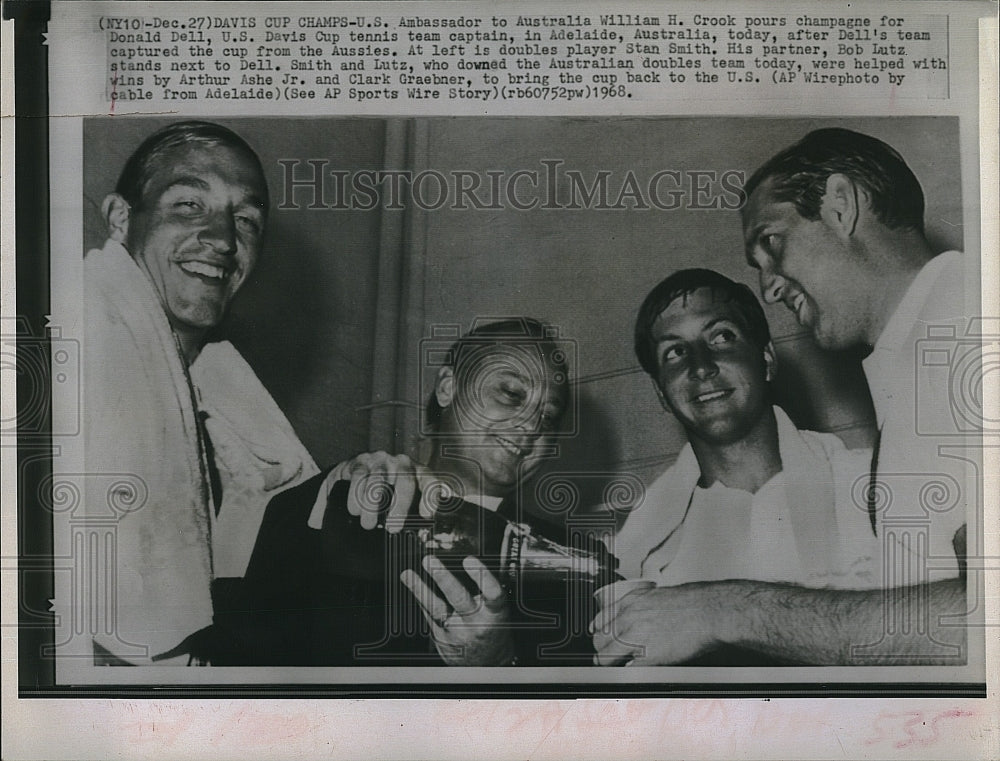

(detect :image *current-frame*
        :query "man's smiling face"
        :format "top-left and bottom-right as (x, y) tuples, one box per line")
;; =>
(124, 142), (267, 335)
(741, 180), (870, 351)
(434, 342), (567, 497)
(651, 287), (774, 446)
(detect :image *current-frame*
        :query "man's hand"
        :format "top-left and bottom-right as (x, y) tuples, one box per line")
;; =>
(592, 578), (968, 666)
(591, 584), (723, 666)
(401, 555), (515, 666)
(327, 452), (428, 533)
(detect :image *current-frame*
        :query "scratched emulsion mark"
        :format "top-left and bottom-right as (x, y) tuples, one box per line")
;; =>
(865, 708), (978, 749)
(118, 702), (188, 750)
(234, 709), (317, 745)
(433, 700), (572, 752)
(118, 703), (319, 751)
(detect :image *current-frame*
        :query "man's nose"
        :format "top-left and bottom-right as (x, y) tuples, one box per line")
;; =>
(513, 409), (546, 439)
(759, 267), (787, 305)
(199, 210), (238, 255)
(688, 343), (719, 380)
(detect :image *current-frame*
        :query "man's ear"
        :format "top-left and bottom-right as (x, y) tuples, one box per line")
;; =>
(434, 366), (456, 409)
(763, 341), (778, 383)
(819, 173), (860, 239)
(651, 378), (675, 417)
(102, 193), (132, 243)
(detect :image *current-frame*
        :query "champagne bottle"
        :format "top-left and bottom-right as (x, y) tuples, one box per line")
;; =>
(321, 479), (622, 590)
(498, 520), (621, 586)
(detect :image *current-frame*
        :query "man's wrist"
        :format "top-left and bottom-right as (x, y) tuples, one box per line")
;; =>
(475, 631), (517, 666)
(497, 634), (519, 666)
(698, 578), (829, 661)
(695, 579), (758, 651)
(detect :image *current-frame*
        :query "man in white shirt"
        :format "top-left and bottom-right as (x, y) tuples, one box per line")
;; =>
(594, 128), (972, 666)
(613, 269), (877, 592)
(82, 121), (318, 665)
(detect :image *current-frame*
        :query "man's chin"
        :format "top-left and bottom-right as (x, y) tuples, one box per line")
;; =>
(482, 464), (533, 496)
(170, 300), (230, 332)
(811, 323), (853, 352)
(690, 416), (761, 447)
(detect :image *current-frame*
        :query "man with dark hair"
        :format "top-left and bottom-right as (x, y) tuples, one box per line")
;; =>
(84, 121), (318, 664)
(612, 269), (876, 602)
(102, 121), (271, 362)
(741, 127), (970, 656)
(239, 318), (602, 666)
(632, 268), (773, 377)
(595, 129), (971, 666)
(741, 127), (939, 352)
(741, 127), (926, 236)
(113, 122), (269, 213)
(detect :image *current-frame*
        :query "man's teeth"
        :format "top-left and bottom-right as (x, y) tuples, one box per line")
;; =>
(496, 436), (525, 455)
(792, 293), (806, 312)
(180, 261), (228, 280)
(696, 390), (728, 403)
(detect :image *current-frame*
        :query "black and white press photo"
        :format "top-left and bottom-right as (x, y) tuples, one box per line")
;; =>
(6, 1), (997, 759)
(48, 114), (983, 683)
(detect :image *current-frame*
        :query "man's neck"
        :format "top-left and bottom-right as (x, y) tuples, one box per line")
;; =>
(689, 409), (782, 494)
(859, 230), (935, 347)
(172, 325), (205, 365)
(427, 448), (509, 503)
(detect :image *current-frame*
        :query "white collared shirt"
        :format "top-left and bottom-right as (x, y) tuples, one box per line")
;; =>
(613, 407), (879, 589)
(863, 251), (963, 428)
(860, 251), (969, 580)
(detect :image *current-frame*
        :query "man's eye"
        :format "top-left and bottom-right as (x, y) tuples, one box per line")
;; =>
(662, 345), (685, 363)
(761, 233), (782, 257)
(710, 329), (737, 345)
(173, 200), (204, 216)
(235, 215), (261, 234)
(498, 386), (525, 404)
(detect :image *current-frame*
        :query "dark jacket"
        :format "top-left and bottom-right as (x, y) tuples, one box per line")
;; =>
(211, 473), (600, 666)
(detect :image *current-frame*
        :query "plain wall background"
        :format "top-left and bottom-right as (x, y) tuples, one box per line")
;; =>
(83, 116), (964, 519)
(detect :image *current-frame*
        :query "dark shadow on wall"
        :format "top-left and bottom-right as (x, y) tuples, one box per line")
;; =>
(519, 389), (625, 529)
(219, 205), (384, 469)
(771, 337), (877, 450)
(218, 219), (331, 448)
(83, 190), (106, 253)
(927, 230), (964, 256)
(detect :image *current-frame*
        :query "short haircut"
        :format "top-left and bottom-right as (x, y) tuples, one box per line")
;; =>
(634, 268), (771, 378)
(742, 127), (925, 234)
(426, 318), (570, 431)
(115, 120), (268, 211)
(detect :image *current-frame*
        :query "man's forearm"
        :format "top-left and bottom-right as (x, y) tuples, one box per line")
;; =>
(712, 578), (968, 665)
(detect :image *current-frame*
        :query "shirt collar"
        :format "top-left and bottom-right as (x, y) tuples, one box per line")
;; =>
(415, 471), (505, 512)
(102, 237), (130, 257)
(663, 439), (702, 496)
(670, 405), (801, 500)
(870, 252), (958, 359)
(463, 494), (504, 512)
(862, 252), (960, 425)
